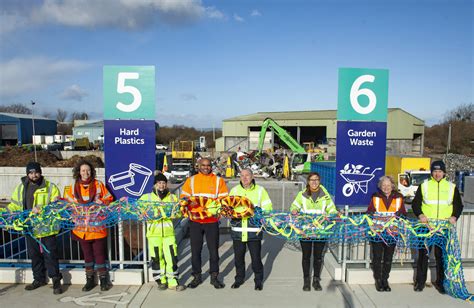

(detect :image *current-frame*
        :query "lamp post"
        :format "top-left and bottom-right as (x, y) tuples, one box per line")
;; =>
(31, 100), (37, 162)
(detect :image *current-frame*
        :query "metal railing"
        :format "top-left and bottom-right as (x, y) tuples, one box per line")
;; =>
(0, 184), (185, 283)
(329, 207), (474, 271)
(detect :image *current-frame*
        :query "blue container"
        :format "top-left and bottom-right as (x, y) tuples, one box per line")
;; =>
(455, 170), (474, 194)
(310, 162), (336, 196)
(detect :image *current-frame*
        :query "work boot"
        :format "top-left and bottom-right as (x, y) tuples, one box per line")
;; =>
(382, 279), (391, 292)
(210, 272), (225, 289)
(312, 277), (322, 291)
(375, 279), (384, 292)
(303, 277), (311, 291)
(254, 282), (263, 291)
(187, 274), (202, 289)
(231, 281), (243, 289)
(157, 280), (168, 291)
(52, 275), (63, 295)
(82, 273), (96, 292)
(414, 282), (425, 292)
(99, 273), (112, 291)
(433, 281), (445, 294)
(25, 280), (47, 291)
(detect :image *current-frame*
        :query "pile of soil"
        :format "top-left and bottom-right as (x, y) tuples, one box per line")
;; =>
(0, 147), (104, 168)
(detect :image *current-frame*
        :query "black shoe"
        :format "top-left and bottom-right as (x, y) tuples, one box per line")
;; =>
(157, 280), (168, 291)
(382, 280), (391, 292)
(52, 275), (63, 295)
(255, 282), (263, 291)
(82, 274), (96, 292)
(25, 280), (47, 291)
(303, 277), (311, 291)
(99, 274), (112, 291)
(187, 274), (202, 289)
(210, 273), (225, 289)
(433, 282), (445, 294)
(375, 279), (384, 292)
(312, 279), (322, 291)
(414, 282), (425, 292)
(231, 281), (243, 289)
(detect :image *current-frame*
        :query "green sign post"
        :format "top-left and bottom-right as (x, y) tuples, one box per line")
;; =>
(337, 68), (389, 121)
(103, 66), (155, 120)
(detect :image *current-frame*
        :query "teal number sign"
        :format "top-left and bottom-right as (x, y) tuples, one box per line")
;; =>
(103, 66), (155, 120)
(337, 68), (389, 121)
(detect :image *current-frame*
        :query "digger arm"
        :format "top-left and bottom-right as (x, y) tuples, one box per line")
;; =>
(257, 118), (306, 155)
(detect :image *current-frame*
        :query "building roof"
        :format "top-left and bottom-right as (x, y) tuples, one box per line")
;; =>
(223, 108), (424, 124)
(74, 120), (104, 128)
(0, 112), (53, 121)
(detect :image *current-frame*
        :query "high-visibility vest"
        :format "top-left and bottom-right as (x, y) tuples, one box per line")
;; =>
(420, 178), (455, 219)
(290, 185), (337, 215)
(229, 184), (273, 242)
(8, 178), (61, 238)
(64, 179), (114, 240)
(181, 173), (228, 223)
(372, 195), (403, 216)
(139, 192), (178, 238)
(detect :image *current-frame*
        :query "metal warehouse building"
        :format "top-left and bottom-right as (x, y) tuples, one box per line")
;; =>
(73, 121), (104, 142)
(216, 108), (425, 156)
(0, 112), (57, 146)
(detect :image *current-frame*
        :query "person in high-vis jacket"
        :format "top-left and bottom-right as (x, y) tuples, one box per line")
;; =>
(8, 162), (63, 294)
(229, 168), (273, 291)
(139, 173), (185, 291)
(180, 158), (228, 289)
(64, 160), (113, 292)
(366, 176), (406, 292)
(290, 172), (337, 292)
(412, 160), (463, 294)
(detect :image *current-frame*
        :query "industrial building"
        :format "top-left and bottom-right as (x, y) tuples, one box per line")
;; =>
(216, 108), (425, 156)
(0, 112), (57, 146)
(73, 120), (104, 142)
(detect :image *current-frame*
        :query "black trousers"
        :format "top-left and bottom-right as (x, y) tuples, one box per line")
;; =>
(189, 221), (220, 275)
(371, 241), (395, 280)
(300, 241), (326, 280)
(26, 235), (60, 281)
(233, 240), (263, 284)
(416, 245), (445, 285)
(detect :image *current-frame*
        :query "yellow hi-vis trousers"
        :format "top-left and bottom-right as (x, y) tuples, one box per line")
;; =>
(148, 235), (179, 287)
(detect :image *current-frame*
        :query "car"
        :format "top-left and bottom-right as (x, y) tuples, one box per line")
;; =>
(156, 144), (168, 150)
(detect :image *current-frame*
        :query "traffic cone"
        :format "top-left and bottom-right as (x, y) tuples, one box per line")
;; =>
(283, 155), (290, 179)
(225, 157), (234, 178)
(162, 155), (169, 173)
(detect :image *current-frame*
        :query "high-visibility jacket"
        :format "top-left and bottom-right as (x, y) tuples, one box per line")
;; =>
(420, 178), (455, 219)
(290, 185), (337, 215)
(181, 173), (228, 223)
(229, 183), (273, 242)
(367, 191), (406, 216)
(8, 176), (61, 238)
(64, 179), (113, 240)
(139, 191), (178, 238)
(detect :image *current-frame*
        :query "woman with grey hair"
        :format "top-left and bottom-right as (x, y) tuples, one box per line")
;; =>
(366, 175), (406, 292)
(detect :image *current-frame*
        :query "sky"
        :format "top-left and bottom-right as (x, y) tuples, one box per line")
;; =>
(0, 0), (472, 128)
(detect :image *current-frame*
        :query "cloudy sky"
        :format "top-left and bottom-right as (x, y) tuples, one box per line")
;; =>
(0, 0), (472, 128)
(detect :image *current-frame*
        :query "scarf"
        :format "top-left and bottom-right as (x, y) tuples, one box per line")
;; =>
(74, 178), (97, 204)
(155, 188), (169, 200)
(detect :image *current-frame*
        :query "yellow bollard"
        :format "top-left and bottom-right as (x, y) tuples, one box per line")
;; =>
(162, 155), (169, 173)
(283, 155), (290, 179)
(225, 156), (234, 178)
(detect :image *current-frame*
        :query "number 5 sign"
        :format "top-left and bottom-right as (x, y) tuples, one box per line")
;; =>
(103, 66), (155, 120)
(337, 68), (389, 121)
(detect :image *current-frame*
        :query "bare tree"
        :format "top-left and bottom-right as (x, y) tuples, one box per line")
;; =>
(70, 112), (89, 121)
(443, 103), (473, 123)
(42, 111), (52, 119)
(56, 108), (68, 122)
(0, 103), (32, 114)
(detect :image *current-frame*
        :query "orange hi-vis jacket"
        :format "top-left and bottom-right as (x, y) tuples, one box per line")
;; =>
(64, 179), (114, 240)
(181, 173), (228, 223)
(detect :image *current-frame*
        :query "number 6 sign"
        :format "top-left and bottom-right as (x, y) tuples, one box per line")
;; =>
(103, 66), (155, 120)
(337, 68), (388, 121)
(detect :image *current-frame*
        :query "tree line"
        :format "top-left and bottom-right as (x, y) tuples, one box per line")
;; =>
(424, 103), (473, 155)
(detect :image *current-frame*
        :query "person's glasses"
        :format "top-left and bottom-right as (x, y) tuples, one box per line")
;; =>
(309, 179), (320, 182)
(200, 164), (211, 167)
